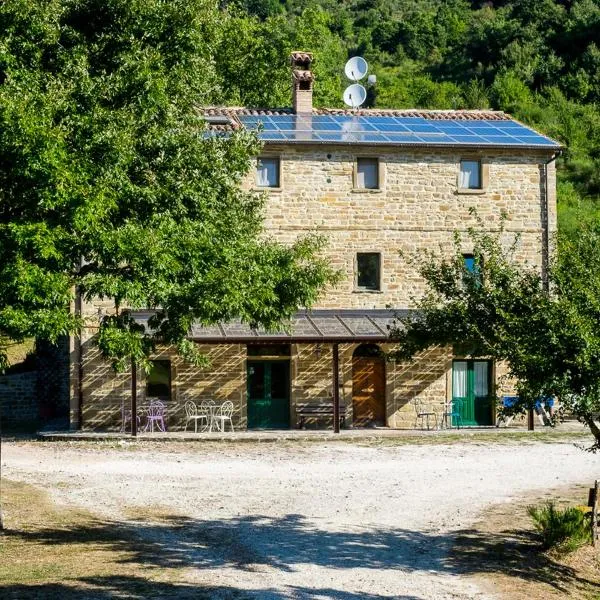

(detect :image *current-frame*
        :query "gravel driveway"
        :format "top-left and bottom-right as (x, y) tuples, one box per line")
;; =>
(3, 438), (599, 599)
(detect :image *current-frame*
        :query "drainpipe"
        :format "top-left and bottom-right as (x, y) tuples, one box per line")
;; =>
(541, 151), (561, 293)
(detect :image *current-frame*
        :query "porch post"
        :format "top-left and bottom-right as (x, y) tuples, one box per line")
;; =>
(333, 342), (340, 434)
(131, 357), (138, 437)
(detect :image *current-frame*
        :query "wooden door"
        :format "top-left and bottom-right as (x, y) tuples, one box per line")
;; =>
(352, 357), (386, 426)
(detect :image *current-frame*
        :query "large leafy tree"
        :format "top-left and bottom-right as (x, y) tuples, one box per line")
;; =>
(0, 0), (337, 370)
(389, 215), (600, 451)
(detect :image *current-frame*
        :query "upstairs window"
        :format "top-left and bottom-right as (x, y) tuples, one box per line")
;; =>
(459, 160), (482, 190)
(463, 254), (476, 274)
(356, 157), (379, 189)
(357, 252), (381, 291)
(462, 253), (482, 285)
(256, 157), (280, 188)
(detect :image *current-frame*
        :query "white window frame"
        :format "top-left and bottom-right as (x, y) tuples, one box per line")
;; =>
(256, 156), (281, 189)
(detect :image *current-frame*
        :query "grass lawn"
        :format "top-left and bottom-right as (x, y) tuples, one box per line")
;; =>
(453, 484), (600, 600)
(0, 481), (222, 599)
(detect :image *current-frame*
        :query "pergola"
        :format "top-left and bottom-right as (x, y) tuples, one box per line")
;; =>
(128, 309), (406, 435)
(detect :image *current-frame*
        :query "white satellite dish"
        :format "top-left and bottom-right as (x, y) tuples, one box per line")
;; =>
(345, 56), (368, 81)
(343, 83), (367, 109)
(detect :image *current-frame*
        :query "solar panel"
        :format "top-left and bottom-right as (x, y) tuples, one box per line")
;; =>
(235, 115), (560, 148)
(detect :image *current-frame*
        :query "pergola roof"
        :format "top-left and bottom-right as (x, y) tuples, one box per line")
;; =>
(130, 309), (408, 344)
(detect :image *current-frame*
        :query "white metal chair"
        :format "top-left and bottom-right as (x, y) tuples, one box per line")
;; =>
(213, 401), (234, 432)
(413, 398), (437, 430)
(184, 401), (209, 433)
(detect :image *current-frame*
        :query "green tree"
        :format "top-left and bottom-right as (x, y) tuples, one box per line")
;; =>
(0, 0), (337, 372)
(389, 215), (600, 451)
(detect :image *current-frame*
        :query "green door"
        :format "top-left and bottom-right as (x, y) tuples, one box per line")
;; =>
(452, 360), (493, 426)
(247, 361), (290, 429)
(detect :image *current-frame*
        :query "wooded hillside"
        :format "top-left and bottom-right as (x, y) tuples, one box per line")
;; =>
(214, 1), (600, 233)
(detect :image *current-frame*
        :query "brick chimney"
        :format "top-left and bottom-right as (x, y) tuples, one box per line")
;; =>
(291, 51), (314, 114)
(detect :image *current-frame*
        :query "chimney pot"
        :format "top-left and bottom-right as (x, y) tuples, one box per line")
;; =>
(291, 51), (314, 115)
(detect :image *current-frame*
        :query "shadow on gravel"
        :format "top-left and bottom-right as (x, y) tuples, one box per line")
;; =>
(0, 576), (419, 600)
(3, 513), (599, 598)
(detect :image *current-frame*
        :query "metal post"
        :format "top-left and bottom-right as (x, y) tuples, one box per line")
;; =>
(333, 343), (340, 434)
(131, 357), (137, 438)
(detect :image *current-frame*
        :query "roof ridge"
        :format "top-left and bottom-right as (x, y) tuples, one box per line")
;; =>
(201, 106), (509, 121)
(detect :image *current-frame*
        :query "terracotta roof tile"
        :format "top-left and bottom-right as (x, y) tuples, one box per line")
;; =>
(202, 106), (509, 121)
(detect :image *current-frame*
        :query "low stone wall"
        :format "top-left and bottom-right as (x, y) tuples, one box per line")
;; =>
(0, 372), (38, 425)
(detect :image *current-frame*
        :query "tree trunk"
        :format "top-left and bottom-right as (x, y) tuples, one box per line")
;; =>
(583, 414), (600, 451)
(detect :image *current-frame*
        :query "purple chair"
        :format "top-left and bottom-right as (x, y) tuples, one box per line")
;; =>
(144, 400), (166, 432)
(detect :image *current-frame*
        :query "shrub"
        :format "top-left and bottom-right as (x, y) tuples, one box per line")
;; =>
(527, 502), (591, 553)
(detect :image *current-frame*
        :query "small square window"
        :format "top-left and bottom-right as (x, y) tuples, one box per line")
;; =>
(356, 158), (379, 189)
(357, 253), (381, 291)
(459, 160), (482, 189)
(256, 157), (280, 188)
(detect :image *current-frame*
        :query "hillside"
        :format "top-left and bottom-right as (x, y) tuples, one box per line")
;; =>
(214, 1), (600, 234)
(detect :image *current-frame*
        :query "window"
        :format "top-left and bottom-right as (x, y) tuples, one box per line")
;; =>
(463, 254), (476, 274)
(463, 253), (482, 285)
(356, 157), (379, 189)
(459, 160), (482, 190)
(147, 360), (171, 399)
(256, 157), (280, 188)
(357, 252), (381, 291)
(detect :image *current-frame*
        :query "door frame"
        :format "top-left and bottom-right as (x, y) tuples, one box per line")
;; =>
(246, 358), (291, 429)
(451, 359), (493, 426)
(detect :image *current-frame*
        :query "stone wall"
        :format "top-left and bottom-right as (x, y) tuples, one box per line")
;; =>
(76, 339), (456, 430)
(0, 372), (38, 425)
(247, 146), (556, 309)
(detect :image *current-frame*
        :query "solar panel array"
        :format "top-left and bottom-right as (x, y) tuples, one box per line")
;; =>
(236, 114), (559, 148)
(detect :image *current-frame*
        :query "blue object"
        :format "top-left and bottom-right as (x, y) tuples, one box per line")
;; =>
(235, 115), (561, 149)
(501, 395), (554, 408)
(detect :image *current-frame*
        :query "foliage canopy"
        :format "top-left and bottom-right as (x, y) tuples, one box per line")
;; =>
(0, 0), (337, 370)
(389, 215), (600, 450)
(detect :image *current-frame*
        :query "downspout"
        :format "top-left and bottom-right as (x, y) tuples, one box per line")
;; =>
(541, 150), (561, 293)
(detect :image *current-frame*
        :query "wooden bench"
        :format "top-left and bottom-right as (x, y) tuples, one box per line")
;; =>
(296, 402), (346, 429)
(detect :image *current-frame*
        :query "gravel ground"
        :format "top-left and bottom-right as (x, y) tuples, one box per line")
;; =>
(3, 439), (599, 599)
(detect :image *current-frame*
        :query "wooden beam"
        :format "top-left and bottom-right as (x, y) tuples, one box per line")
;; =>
(333, 343), (340, 434)
(131, 357), (137, 437)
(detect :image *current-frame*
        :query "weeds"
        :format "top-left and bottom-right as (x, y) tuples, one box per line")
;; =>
(528, 502), (591, 554)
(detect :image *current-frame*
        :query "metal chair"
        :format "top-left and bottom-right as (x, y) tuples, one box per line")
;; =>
(443, 398), (463, 429)
(213, 401), (234, 432)
(184, 401), (210, 433)
(144, 400), (166, 432)
(121, 405), (142, 433)
(413, 398), (437, 430)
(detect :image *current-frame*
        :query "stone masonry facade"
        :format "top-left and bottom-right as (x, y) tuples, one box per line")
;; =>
(71, 142), (556, 431)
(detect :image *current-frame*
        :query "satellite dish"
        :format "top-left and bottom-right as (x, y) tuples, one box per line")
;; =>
(343, 83), (367, 109)
(345, 56), (368, 81)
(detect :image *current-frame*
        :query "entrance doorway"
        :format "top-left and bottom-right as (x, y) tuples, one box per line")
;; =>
(352, 344), (386, 426)
(452, 360), (493, 426)
(247, 361), (290, 429)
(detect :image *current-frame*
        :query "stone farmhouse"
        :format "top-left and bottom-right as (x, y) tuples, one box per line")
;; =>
(69, 52), (561, 432)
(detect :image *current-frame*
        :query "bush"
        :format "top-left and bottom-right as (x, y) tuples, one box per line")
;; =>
(528, 502), (591, 553)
